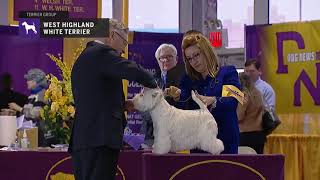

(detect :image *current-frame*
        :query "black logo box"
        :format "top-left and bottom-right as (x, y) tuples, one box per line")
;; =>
(19, 11), (109, 38)
(40, 18), (109, 38)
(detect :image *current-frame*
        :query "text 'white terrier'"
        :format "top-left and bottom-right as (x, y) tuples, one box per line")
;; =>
(22, 21), (37, 34)
(133, 88), (224, 154)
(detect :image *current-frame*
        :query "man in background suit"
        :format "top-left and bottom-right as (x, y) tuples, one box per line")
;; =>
(69, 19), (157, 180)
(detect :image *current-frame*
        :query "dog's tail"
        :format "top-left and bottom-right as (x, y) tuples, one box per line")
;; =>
(191, 90), (208, 110)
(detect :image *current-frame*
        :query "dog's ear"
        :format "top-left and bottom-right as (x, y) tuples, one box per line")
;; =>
(152, 90), (163, 100)
(152, 90), (160, 98)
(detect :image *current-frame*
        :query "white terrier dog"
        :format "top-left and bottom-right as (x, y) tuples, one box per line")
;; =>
(133, 88), (224, 154)
(22, 22), (37, 34)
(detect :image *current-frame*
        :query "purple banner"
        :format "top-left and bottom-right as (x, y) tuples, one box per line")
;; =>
(0, 25), (62, 95)
(127, 32), (184, 133)
(245, 24), (270, 60)
(0, 150), (146, 180)
(143, 153), (284, 180)
(0, 151), (284, 180)
(12, 0), (98, 22)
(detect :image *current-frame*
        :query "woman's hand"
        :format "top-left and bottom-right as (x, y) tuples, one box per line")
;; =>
(164, 86), (181, 101)
(8, 103), (23, 112)
(194, 91), (216, 107)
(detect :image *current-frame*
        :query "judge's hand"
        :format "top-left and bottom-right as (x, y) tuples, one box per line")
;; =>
(125, 100), (135, 112)
(164, 86), (181, 101)
(8, 103), (23, 112)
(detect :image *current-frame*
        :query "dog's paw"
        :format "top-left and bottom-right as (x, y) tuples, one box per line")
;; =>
(152, 149), (167, 155)
(152, 145), (170, 154)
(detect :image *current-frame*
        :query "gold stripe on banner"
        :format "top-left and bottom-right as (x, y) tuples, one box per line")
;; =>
(8, 0), (18, 25)
(45, 156), (72, 180)
(128, 31), (134, 44)
(63, 0), (102, 68)
(116, 165), (126, 180)
(97, 0), (102, 18)
(222, 85), (245, 105)
(169, 159), (266, 180)
(45, 156), (126, 180)
(122, 0), (129, 100)
(63, 38), (91, 67)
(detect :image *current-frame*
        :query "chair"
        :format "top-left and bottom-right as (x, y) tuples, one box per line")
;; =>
(238, 146), (257, 154)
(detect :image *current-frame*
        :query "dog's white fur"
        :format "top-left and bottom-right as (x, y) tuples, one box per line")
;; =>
(22, 22), (37, 34)
(133, 88), (224, 154)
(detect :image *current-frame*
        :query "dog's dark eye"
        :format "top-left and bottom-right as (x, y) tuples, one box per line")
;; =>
(140, 94), (143, 97)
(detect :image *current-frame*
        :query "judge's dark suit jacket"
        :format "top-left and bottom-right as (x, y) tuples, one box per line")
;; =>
(69, 41), (157, 152)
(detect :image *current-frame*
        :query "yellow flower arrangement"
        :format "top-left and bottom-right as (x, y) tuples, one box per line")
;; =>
(40, 39), (85, 144)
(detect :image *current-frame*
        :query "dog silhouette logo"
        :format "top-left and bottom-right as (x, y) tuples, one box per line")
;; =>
(19, 18), (40, 37)
(21, 21), (38, 34)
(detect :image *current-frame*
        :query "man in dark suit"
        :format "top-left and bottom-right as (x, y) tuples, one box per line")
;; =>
(140, 44), (185, 148)
(69, 19), (157, 180)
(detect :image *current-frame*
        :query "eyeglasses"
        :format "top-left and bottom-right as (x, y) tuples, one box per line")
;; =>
(158, 55), (174, 62)
(113, 31), (128, 46)
(186, 52), (201, 63)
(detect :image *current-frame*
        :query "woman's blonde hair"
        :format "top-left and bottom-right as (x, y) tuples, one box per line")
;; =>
(181, 34), (220, 80)
(239, 73), (263, 106)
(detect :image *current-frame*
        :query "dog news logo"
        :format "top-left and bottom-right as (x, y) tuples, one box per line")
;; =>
(19, 18), (40, 37)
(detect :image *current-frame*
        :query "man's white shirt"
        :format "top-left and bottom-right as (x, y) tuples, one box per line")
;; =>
(255, 77), (276, 109)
